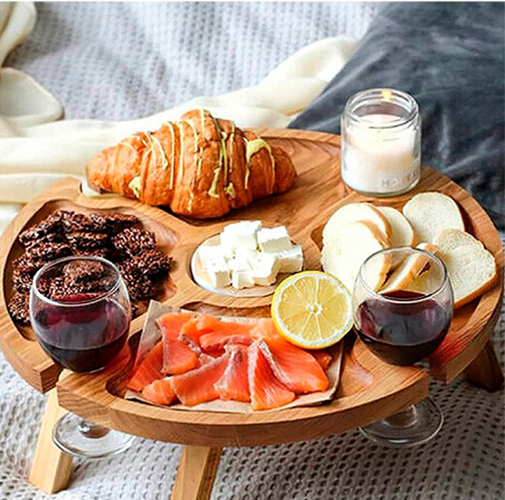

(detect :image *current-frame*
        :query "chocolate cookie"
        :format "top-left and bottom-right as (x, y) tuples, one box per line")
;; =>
(24, 242), (72, 263)
(24, 232), (64, 250)
(50, 281), (108, 301)
(62, 260), (106, 283)
(130, 249), (171, 277)
(112, 228), (156, 257)
(73, 248), (109, 258)
(60, 211), (97, 233)
(123, 272), (156, 301)
(66, 232), (109, 251)
(12, 267), (34, 294)
(19, 212), (63, 246)
(13, 254), (46, 278)
(89, 212), (139, 232)
(8, 293), (30, 325)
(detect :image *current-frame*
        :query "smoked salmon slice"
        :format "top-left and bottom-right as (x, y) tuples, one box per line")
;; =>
(311, 351), (333, 371)
(248, 340), (295, 411)
(264, 337), (329, 393)
(157, 312), (194, 340)
(158, 312), (199, 375)
(199, 320), (256, 352)
(250, 318), (329, 393)
(198, 352), (217, 366)
(171, 354), (229, 406)
(178, 314), (232, 344)
(163, 337), (199, 375)
(199, 331), (254, 352)
(250, 318), (285, 342)
(127, 341), (164, 392)
(177, 314), (255, 350)
(178, 314), (216, 344)
(215, 344), (250, 402)
(141, 378), (176, 405)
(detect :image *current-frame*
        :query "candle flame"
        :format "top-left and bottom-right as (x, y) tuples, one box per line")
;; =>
(382, 89), (392, 101)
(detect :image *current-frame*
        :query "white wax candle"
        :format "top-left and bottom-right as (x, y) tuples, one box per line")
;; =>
(342, 113), (420, 194)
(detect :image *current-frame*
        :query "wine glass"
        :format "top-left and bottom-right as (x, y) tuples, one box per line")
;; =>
(30, 256), (134, 458)
(352, 247), (453, 447)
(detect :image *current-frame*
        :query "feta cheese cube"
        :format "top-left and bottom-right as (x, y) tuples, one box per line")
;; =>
(250, 253), (280, 286)
(275, 245), (304, 273)
(231, 270), (255, 289)
(199, 246), (230, 288)
(243, 249), (261, 268)
(199, 245), (226, 266)
(206, 256), (231, 288)
(257, 226), (292, 253)
(219, 231), (238, 258)
(228, 255), (251, 272)
(221, 220), (262, 252)
(223, 220), (262, 234)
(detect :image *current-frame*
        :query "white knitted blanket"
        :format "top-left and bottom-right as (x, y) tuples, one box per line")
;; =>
(1, 3), (504, 500)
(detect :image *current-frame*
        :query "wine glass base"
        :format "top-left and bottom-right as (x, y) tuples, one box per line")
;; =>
(359, 398), (443, 448)
(53, 413), (134, 459)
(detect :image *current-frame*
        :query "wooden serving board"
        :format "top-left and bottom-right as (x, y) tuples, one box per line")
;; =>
(0, 129), (502, 448)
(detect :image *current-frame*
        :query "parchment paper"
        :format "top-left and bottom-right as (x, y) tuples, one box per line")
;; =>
(125, 300), (344, 413)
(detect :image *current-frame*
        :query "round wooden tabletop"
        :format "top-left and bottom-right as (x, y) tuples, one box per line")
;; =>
(0, 129), (502, 447)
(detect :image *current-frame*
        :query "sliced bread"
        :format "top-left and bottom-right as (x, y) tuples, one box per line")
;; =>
(434, 229), (497, 308)
(377, 206), (416, 247)
(323, 202), (391, 245)
(417, 242), (440, 255)
(380, 243), (439, 294)
(321, 220), (391, 292)
(402, 192), (464, 243)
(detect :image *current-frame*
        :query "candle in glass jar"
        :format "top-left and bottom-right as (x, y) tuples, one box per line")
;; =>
(341, 89), (421, 197)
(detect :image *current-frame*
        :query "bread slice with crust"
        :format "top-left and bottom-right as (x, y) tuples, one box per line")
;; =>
(321, 220), (391, 292)
(434, 229), (497, 308)
(377, 206), (416, 247)
(380, 243), (439, 294)
(323, 202), (391, 245)
(402, 192), (464, 243)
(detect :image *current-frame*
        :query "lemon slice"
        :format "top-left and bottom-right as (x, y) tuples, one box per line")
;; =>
(271, 271), (353, 349)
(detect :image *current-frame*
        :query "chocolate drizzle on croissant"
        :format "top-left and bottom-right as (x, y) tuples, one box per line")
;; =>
(86, 109), (296, 219)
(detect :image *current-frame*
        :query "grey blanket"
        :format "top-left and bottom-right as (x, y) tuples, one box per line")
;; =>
(291, 2), (505, 228)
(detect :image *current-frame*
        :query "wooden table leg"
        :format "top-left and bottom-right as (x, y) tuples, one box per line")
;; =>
(170, 446), (222, 500)
(465, 340), (504, 391)
(29, 388), (74, 493)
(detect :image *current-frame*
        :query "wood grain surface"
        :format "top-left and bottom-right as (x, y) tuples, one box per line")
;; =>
(170, 446), (222, 500)
(28, 388), (73, 493)
(0, 128), (502, 447)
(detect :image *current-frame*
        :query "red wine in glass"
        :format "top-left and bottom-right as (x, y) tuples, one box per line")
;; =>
(356, 290), (451, 365)
(353, 247), (454, 448)
(30, 256), (134, 458)
(34, 292), (129, 372)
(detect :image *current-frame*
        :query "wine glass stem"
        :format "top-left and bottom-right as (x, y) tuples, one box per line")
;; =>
(78, 419), (110, 439)
(384, 405), (419, 429)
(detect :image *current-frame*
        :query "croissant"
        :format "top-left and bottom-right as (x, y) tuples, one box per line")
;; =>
(87, 109), (296, 219)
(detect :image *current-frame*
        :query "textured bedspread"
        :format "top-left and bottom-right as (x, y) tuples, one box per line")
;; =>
(7, 2), (375, 120)
(1, 3), (504, 500)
